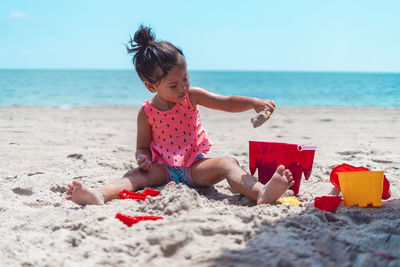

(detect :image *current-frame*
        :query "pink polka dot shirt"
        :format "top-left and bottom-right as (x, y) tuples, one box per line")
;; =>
(142, 94), (213, 167)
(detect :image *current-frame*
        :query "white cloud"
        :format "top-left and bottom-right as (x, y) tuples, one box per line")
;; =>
(9, 11), (27, 19)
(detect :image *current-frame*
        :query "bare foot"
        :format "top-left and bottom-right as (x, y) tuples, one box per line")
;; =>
(66, 180), (104, 205)
(257, 165), (294, 205)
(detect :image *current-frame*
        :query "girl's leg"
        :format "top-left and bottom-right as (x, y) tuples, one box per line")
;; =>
(66, 163), (168, 205)
(190, 157), (294, 205)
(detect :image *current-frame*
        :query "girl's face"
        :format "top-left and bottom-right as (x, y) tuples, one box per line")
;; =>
(146, 64), (189, 105)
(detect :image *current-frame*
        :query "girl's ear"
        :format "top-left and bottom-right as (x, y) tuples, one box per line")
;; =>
(144, 81), (157, 93)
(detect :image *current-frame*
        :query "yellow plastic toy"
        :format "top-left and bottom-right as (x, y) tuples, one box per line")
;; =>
(338, 171), (384, 207)
(277, 196), (301, 206)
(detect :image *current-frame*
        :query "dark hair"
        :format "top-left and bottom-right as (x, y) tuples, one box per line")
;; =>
(126, 25), (186, 84)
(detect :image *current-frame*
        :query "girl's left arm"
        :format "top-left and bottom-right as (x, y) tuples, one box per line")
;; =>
(188, 87), (275, 113)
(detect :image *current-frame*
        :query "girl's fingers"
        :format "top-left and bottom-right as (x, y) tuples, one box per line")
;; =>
(139, 162), (146, 169)
(139, 160), (152, 170)
(144, 161), (152, 170)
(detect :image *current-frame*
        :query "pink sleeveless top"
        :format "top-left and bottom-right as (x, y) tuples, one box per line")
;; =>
(142, 94), (213, 167)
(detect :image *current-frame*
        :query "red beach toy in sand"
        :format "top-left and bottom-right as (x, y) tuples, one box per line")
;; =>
(142, 188), (161, 197)
(116, 213), (163, 227)
(314, 196), (342, 212)
(119, 188), (161, 200)
(249, 141), (317, 195)
(330, 163), (391, 200)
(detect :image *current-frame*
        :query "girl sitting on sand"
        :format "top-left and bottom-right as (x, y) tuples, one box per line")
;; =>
(66, 25), (294, 205)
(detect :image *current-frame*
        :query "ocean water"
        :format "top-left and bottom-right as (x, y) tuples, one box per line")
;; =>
(0, 69), (399, 107)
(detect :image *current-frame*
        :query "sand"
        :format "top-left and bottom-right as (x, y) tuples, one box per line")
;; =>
(0, 106), (399, 266)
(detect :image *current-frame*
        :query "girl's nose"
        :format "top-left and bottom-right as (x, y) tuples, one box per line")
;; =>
(181, 80), (187, 89)
(180, 81), (188, 92)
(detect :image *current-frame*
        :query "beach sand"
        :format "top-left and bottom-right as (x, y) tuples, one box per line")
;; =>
(1, 106), (399, 266)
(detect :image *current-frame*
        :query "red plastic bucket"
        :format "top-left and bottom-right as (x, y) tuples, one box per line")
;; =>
(249, 141), (317, 195)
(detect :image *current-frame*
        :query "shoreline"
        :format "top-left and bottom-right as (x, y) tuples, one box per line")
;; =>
(1, 106), (399, 266)
(1, 105), (400, 111)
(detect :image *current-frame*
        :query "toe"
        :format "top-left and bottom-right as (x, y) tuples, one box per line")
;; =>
(283, 169), (293, 179)
(276, 165), (286, 175)
(72, 180), (82, 188)
(283, 169), (291, 176)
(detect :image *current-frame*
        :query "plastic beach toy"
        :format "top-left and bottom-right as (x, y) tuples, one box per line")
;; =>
(249, 141), (317, 195)
(142, 188), (161, 197)
(314, 196), (342, 212)
(338, 171), (384, 207)
(119, 188), (161, 200)
(277, 196), (301, 206)
(116, 213), (163, 227)
(330, 163), (390, 200)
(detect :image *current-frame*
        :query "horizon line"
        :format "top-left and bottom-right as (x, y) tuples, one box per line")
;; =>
(0, 67), (399, 74)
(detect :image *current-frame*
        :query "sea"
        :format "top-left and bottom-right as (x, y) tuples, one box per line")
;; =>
(0, 69), (399, 107)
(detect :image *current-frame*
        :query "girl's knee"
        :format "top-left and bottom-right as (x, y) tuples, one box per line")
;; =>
(218, 156), (239, 171)
(223, 156), (239, 165)
(122, 168), (146, 188)
(123, 166), (168, 189)
(123, 167), (141, 178)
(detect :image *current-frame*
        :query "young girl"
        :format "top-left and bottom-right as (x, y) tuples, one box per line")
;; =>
(66, 25), (294, 205)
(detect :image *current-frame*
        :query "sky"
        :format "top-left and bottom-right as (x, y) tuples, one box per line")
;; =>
(1, 0), (400, 72)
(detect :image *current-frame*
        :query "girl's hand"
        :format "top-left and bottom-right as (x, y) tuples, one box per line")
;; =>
(137, 154), (152, 171)
(254, 99), (275, 114)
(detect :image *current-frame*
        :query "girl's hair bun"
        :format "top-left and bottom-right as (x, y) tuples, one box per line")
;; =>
(134, 25), (155, 48)
(126, 25), (155, 53)
(127, 25), (186, 83)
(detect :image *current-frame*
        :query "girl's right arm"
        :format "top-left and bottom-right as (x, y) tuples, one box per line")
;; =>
(136, 107), (152, 171)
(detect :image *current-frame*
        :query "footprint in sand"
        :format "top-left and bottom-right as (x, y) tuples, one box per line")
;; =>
(65, 233), (82, 247)
(372, 159), (394, 164)
(5, 175), (18, 180)
(336, 150), (362, 156)
(12, 187), (34, 196)
(113, 147), (131, 153)
(67, 153), (85, 160)
(27, 171), (45, 177)
(98, 162), (119, 170)
(158, 231), (192, 257)
(24, 200), (53, 208)
(50, 184), (66, 193)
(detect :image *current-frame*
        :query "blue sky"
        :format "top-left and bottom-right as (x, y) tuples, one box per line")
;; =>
(1, 0), (400, 72)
